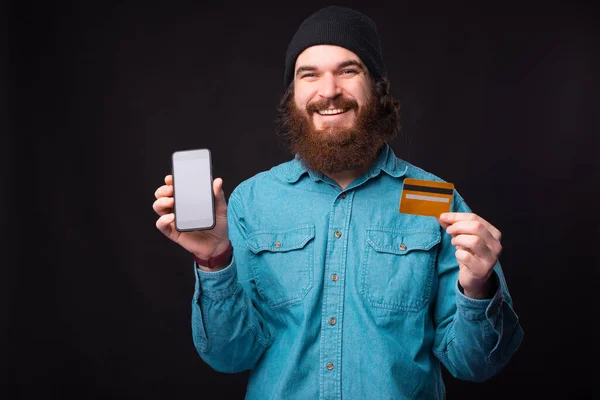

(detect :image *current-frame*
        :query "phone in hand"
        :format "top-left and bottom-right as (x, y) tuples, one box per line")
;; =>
(171, 148), (216, 232)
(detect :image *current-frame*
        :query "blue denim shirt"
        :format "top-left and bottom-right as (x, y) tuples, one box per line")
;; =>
(191, 144), (523, 399)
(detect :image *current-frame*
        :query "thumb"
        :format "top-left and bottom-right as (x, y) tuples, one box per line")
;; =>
(436, 217), (450, 231)
(213, 177), (227, 215)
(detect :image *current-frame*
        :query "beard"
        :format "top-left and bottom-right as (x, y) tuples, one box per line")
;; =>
(275, 83), (398, 174)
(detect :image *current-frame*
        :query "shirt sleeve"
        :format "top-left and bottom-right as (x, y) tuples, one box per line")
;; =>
(432, 191), (524, 382)
(190, 191), (272, 373)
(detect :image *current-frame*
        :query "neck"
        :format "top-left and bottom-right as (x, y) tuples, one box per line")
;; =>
(324, 163), (372, 190)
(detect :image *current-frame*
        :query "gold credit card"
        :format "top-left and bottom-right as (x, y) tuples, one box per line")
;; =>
(399, 178), (454, 217)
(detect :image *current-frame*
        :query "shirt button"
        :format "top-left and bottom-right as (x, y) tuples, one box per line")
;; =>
(275, 241), (282, 248)
(326, 362), (334, 371)
(331, 274), (339, 282)
(329, 317), (336, 326)
(334, 231), (342, 238)
(340, 193), (347, 199)
(399, 243), (407, 251)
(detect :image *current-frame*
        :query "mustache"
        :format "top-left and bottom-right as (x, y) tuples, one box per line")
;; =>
(305, 97), (359, 114)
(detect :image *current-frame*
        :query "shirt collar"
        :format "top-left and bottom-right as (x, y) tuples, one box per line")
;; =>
(370, 143), (409, 179)
(283, 143), (408, 183)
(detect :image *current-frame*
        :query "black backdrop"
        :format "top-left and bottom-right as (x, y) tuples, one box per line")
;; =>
(4, 1), (599, 399)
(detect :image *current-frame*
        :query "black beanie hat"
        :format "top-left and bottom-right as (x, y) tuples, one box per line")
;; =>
(284, 6), (386, 88)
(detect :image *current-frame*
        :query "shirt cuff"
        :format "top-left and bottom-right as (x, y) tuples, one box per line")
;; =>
(455, 272), (503, 321)
(193, 255), (239, 301)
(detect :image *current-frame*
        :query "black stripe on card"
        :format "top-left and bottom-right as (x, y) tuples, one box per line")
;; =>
(403, 184), (453, 195)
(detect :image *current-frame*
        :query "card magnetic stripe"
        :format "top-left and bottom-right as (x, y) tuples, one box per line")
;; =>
(402, 184), (454, 195)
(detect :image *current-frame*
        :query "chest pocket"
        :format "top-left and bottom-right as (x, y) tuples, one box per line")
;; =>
(360, 227), (441, 313)
(245, 225), (315, 310)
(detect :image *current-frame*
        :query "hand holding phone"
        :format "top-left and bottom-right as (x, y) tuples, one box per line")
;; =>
(152, 149), (231, 265)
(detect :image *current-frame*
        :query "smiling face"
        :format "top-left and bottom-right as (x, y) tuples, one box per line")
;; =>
(274, 45), (400, 174)
(293, 45), (373, 135)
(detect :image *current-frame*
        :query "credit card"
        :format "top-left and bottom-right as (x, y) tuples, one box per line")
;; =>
(399, 178), (454, 217)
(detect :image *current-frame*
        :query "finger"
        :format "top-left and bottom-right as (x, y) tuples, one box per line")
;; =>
(446, 221), (502, 255)
(445, 220), (494, 241)
(154, 184), (173, 200)
(455, 247), (495, 280)
(455, 248), (487, 273)
(485, 222), (501, 242)
(165, 174), (173, 185)
(156, 213), (175, 236)
(451, 234), (494, 260)
(456, 248), (479, 266)
(440, 212), (477, 222)
(446, 220), (492, 237)
(213, 177), (227, 216)
(153, 197), (174, 216)
(441, 212), (502, 241)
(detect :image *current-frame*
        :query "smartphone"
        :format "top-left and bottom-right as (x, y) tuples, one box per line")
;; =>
(171, 148), (216, 232)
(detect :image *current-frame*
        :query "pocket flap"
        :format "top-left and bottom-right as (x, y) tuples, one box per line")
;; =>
(246, 225), (315, 254)
(366, 228), (441, 255)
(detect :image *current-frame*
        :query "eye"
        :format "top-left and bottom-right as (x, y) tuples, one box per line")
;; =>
(340, 69), (358, 75)
(301, 73), (318, 79)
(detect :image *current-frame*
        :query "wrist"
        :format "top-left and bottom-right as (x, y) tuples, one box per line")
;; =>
(192, 241), (233, 270)
(460, 276), (496, 299)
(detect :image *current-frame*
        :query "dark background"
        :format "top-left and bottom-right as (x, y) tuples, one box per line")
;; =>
(4, 0), (599, 399)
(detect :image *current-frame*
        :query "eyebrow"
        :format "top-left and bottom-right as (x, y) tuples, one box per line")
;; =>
(295, 60), (365, 78)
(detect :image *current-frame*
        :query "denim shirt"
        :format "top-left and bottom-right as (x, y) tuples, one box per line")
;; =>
(191, 144), (523, 399)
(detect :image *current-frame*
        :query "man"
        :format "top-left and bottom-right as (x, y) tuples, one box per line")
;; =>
(152, 6), (523, 399)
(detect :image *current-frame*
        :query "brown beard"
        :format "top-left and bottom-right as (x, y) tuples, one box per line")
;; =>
(275, 79), (400, 174)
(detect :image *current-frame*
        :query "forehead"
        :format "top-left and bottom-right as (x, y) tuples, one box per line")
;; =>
(295, 45), (364, 70)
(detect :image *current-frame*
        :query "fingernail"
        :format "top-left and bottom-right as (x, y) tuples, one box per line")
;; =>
(440, 213), (449, 221)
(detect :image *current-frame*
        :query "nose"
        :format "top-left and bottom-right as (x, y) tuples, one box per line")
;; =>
(318, 73), (341, 99)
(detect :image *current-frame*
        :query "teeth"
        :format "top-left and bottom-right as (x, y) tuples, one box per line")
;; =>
(318, 108), (345, 115)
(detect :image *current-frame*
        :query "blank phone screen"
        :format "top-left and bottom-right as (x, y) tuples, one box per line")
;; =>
(172, 149), (214, 230)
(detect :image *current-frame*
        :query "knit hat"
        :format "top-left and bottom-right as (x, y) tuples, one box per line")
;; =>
(284, 6), (386, 88)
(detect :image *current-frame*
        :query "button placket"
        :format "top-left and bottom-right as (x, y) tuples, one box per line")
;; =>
(321, 190), (352, 397)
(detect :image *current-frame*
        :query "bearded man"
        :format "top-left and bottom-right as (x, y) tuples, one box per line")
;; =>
(152, 6), (523, 399)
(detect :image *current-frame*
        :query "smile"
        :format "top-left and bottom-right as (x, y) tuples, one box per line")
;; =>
(317, 108), (346, 115)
